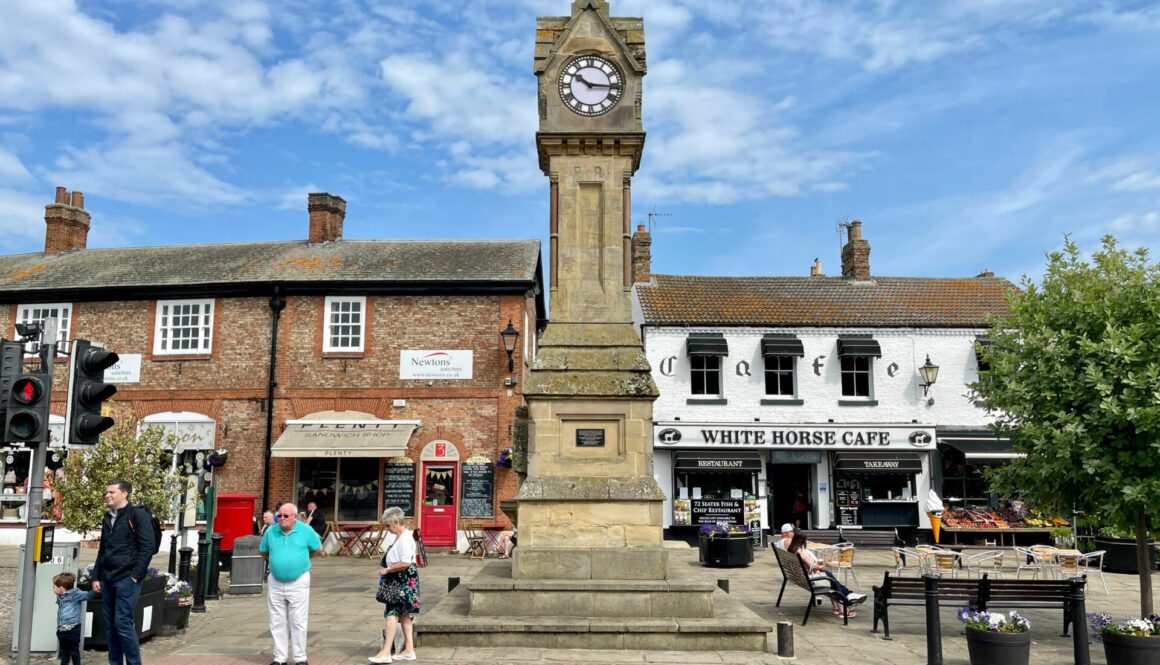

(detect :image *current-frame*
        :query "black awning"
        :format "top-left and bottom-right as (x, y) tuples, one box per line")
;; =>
(974, 337), (992, 371)
(941, 437), (1021, 461)
(761, 334), (804, 357)
(837, 336), (881, 358)
(687, 333), (728, 356)
(833, 452), (921, 473)
(674, 451), (762, 472)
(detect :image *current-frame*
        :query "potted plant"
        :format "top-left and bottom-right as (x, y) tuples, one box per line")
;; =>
(1088, 613), (1160, 665)
(79, 565), (168, 646)
(159, 572), (194, 636)
(1095, 526), (1155, 574)
(697, 522), (754, 567)
(1050, 526), (1075, 549)
(496, 448), (513, 468)
(958, 608), (1031, 665)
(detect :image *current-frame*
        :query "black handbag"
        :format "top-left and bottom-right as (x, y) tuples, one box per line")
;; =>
(375, 539), (398, 604)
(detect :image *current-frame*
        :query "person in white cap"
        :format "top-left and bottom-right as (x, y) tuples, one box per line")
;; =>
(775, 523), (795, 550)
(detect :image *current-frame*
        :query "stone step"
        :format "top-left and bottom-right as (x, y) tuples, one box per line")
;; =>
(417, 586), (772, 651)
(466, 561), (717, 617)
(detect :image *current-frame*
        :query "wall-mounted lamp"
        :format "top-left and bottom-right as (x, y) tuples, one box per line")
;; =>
(918, 354), (940, 396)
(500, 320), (520, 373)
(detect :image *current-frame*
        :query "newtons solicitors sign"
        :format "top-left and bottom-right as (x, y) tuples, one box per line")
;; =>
(399, 350), (473, 380)
(654, 423), (935, 451)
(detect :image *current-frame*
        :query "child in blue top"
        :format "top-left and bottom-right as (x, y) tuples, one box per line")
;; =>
(54, 572), (93, 665)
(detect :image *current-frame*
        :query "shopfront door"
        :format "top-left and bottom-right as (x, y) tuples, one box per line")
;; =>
(420, 461), (457, 546)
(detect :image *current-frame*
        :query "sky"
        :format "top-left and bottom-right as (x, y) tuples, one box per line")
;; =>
(1, 0), (1158, 290)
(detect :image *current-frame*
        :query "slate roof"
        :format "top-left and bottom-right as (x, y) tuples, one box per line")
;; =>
(0, 239), (542, 301)
(637, 274), (1014, 328)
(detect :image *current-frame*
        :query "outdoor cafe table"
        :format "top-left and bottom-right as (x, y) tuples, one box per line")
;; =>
(336, 524), (372, 557)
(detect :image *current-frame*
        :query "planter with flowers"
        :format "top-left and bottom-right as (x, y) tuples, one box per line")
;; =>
(496, 448), (513, 468)
(958, 608), (1031, 665)
(1089, 613), (1160, 665)
(159, 573), (194, 636)
(697, 523), (754, 567)
(78, 565), (167, 648)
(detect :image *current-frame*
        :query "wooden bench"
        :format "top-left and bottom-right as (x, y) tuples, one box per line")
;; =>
(838, 527), (900, 548)
(798, 529), (842, 544)
(979, 576), (1077, 637)
(872, 573), (980, 639)
(871, 572), (1081, 639)
(772, 544), (864, 626)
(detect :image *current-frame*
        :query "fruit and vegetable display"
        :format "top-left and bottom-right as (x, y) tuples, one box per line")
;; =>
(941, 508), (1068, 529)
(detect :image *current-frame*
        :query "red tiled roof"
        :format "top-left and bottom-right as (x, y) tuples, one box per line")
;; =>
(637, 274), (1014, 327)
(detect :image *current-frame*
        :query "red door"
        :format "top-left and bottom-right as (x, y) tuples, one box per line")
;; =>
(420, 461), (458, 546)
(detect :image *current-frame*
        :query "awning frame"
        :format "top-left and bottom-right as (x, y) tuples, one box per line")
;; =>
(686, 333), (728, 356)
(674, 451), (762, 472)
(272, 419), (420, 458)
(760, 334), (804, 357)
(836, 335), (882, 358)
(833, 452), (922, 472)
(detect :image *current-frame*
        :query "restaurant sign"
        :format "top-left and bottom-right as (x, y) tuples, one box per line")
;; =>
(654, 423), (935, 451)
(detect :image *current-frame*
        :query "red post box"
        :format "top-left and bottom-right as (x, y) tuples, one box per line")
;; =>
(215, 493), (258, 550)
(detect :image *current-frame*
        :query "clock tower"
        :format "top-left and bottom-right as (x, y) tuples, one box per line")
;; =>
(515, 0), (665, 582)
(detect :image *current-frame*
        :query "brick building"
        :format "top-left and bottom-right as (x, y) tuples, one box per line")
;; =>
(0, 188), (543, 549)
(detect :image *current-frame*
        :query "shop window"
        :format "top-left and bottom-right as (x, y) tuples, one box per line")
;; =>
(940, 446), (997, 508)
(840, 355), (872, 397)
(690, 355), (722, 395)
(15, 303), (71, 356)
(323, 296), (365, 352)
(764, 355), (795, 396)
(297, 458), (382, 522)
(424, 464), (456, 506)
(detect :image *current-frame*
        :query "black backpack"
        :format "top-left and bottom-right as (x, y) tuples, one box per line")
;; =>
(128, 506), (163, 556)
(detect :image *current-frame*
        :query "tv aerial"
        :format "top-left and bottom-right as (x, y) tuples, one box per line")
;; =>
(647, 205), (671, 233)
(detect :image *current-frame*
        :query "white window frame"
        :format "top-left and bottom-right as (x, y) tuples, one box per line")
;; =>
(690, 354), (723, 396)
(15, 303), (71, 356)
(153, 299), (214, 355)
(763, 355), (797, 397)
(323, 296), (366, 353)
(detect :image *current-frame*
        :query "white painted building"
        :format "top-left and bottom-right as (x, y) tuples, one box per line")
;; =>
(630, 221), (1014, 540)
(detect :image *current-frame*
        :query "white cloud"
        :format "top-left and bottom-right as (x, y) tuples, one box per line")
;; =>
(1110, 212), (1160, 233)
(0, 188), (50, 248)
(0, 147), (33, 185)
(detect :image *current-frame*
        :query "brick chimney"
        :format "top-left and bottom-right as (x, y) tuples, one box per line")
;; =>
(810, 258), (823, 276)
(975, 269), (995, 278)
(840, 219), (871, 280)
(44, 187), (91, 254)
(308, 193), (346, 243)
(631, 224), (652, 284)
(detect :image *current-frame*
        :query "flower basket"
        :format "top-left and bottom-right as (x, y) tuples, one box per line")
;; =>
(965, 626), (1031, 665)
(697, 523), (754, 568)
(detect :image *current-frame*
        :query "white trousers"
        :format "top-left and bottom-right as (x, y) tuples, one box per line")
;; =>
(267, 571), (310, 663)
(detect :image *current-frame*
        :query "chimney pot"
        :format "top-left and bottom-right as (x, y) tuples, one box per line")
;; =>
(810, 258), (823, 277)
(637, 224), (646, 232)
(71, 191), (84, 208)
(55, 187), (69, 204)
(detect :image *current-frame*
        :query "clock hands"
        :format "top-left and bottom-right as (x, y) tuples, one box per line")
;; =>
(574, 72), (616, 89)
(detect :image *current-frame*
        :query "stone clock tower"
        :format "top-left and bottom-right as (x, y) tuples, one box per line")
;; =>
(514, 0), (666, 582)
(419, 2), (770, 650)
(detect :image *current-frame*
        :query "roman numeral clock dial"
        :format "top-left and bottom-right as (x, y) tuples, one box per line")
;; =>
(558, 55), (623, 116)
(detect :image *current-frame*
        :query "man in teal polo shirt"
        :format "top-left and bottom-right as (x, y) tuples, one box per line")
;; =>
(260, 502), (322, 665)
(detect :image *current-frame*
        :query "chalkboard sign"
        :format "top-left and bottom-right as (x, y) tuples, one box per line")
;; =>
(382, 461), (416, 517)
(839, 507), (860, 527)
(461, 461), (494, 518)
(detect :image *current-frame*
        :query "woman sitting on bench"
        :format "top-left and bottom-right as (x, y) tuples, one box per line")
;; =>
(788, 532), (866, 618)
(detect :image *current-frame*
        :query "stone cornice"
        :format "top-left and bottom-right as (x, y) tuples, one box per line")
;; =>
(536, 132), (645, 175)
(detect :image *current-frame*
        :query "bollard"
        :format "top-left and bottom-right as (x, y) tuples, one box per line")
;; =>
(207, 532), (223, 599)
(168, 532), (179, 574)
(178, 546), (193, 584)
(192, 533), (208, 613)
(717, 579), (730, 593)
(1070, 578), (1090, 665)
(776, 621), (794, 658)
(923, 573), (943, 665)
(448, 577), (460, 592)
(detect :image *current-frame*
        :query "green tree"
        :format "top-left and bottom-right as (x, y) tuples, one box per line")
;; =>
(972, 235), (1160, 615)
(54, 409), (185, 534)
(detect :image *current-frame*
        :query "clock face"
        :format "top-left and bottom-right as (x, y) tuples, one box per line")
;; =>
(558, 55), (624, 116)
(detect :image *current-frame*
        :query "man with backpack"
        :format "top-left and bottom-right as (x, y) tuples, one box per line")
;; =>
(92, 478), (156, 665)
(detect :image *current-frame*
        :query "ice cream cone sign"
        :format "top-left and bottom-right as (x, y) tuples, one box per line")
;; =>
(928, 512), (942, 543)
(926, 489), (945, 543)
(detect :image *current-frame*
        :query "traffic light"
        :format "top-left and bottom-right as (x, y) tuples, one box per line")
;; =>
(0, 341), (22, 441)
(5, 373), (51, 443)
(66, 339), (119, 445)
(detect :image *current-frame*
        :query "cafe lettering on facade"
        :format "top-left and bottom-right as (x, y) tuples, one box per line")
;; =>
(654, 422), (935, 538)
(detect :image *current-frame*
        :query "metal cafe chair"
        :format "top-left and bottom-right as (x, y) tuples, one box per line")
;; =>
(1079, 550), (1109, 595)
(965, 550), (1005, 579)
(892, 547), (924, 577)
(930, 550), (963, 578)
(832, 543), (860, 589)
(1014, 546), (1048, 579)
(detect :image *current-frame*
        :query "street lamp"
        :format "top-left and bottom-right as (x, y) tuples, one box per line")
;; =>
(918, 354), (940, 396)
(500, 320), (520, 373)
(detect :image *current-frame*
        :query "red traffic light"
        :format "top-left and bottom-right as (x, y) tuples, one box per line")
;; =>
(11, 376), (43, 405)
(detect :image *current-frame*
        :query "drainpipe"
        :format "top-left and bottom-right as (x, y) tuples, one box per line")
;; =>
(261, 289), (286, 513)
